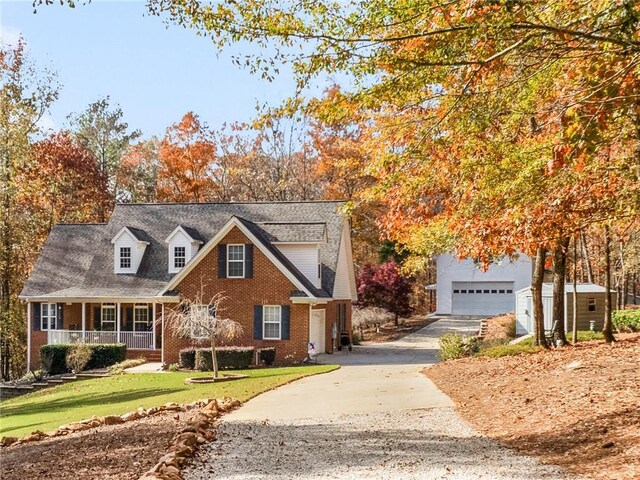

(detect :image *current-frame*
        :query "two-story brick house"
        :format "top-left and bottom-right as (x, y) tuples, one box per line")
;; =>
(20, 201), (357, 368)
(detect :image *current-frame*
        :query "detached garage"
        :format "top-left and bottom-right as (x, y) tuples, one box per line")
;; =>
(451, 282), (515, 316)
(435, 254), (532, 316)
(515, 283), (609, 335)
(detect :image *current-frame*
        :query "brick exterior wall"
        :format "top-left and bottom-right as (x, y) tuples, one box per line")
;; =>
(163, 226), (313, 364)
(29, 331), (48, 370)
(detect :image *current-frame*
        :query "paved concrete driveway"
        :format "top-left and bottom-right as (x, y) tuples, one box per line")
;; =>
(227, 317), (479, 421)
(185, 318), (574, 480)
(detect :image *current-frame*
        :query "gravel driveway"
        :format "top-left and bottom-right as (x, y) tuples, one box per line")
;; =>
(184, 317), (575, 480)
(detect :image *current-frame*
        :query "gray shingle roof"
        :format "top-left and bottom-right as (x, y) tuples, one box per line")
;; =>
(255, 223), (326, 243)
(21, 201), (346, 299)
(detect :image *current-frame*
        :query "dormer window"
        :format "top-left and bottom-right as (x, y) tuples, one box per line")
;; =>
(120, 247), (131, 269)
(111, 227), (149, 274)
(166, 226), (204, 274)
(227, 244), (245, 278)
(174, 246), (186, 269)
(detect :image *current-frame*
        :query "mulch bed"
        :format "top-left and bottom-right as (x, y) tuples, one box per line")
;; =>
(0, 412), (183, 480)
(359, 315), (437, 344)
(425, 333), (640, 480)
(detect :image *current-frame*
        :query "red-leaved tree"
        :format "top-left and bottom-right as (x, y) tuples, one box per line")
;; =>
(356, 262), (413, 325)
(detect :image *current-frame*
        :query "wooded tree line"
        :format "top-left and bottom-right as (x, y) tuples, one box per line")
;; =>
(0, 40), (379, 379)
(139, 0), (640, 346)
(4, 0), (640, 377)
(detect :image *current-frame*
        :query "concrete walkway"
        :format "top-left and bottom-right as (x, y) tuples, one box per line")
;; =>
(185, 318), (575, 480)
(123, 362), (164, 373)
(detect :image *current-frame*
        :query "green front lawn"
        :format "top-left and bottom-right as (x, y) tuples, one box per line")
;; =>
(0, 365), (338, 438)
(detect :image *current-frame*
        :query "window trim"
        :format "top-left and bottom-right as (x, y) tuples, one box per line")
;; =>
(101, 303), (116, 332)
(588, 297), (596, 312)
(227, 244), (245, 278)
(173, 246), (186, 269)
(119, 247), (132, 269)
(41, 303), (57, 330)
(133, 303), (150, 332)
(262, 305), (282, 340)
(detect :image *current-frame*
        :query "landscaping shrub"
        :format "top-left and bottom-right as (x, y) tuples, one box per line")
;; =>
(40, 345), (72, 375)
(258, 347), (276, 366)
(179, 347), (196, 369)
(65, 344), (93, 373)
(40, 343), (127, 374)
(85, 344), (127, 369)
(612, 309), (640, 332)
(439, 334), (479, 360)
(476, 343), (542, 358)
(195, 346), (255, 371)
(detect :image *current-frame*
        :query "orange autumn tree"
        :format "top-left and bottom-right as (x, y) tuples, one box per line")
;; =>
(157, 112), (219, 202)
(23, 132), (108, 231)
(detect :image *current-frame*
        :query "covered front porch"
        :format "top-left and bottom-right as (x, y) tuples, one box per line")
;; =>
(28, 300), (168, 351)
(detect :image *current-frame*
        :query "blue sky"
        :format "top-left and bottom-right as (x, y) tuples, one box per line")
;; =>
(1, 0), (323, 138)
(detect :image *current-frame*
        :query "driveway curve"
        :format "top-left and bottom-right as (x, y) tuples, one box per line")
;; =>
(184, 317), (575, 480)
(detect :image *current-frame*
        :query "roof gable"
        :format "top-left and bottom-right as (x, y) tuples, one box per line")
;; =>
(21, 201), (347, 299)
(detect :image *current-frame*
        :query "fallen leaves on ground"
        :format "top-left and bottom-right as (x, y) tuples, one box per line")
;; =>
(359, 315), (437, 344)
(426, 333), (640, 480)
(0, 412), (181, 480)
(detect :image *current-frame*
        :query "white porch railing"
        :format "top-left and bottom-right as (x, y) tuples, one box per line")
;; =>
(47, 330), (155, 350)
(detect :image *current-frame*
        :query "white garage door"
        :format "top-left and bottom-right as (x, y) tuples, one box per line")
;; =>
(451, 282), (515, 316)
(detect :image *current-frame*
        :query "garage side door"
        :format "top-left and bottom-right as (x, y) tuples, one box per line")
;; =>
(451, 282), (515, 316)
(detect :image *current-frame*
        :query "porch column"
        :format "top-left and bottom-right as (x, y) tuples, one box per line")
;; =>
(152, 302), (157, 350)
(161, 303), (165, 364)
(81, 302), (86, 343)
(117, 302), (121, 343)
(26, 302), (31, 371)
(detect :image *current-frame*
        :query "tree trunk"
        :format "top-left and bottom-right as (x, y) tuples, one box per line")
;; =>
(572, 235), (578, 345)
(210, 337), (219, 379)
(603, 226), (616, 343)
(552, 237), (569, 345)
(618, 241), (626, 310)
(581, 233), (594, 284)
(532, 247), (548, 348)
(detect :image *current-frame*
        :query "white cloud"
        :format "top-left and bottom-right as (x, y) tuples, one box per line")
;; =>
(0, 25), (22, 48)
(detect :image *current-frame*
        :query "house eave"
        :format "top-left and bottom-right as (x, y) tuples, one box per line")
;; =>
(19, 295), (180, 303)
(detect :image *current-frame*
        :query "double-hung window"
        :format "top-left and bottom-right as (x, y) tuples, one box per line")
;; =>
(263, 305), (281, 340)
(41, 303), (57, 330)
(588, 298), (596, 312)
(227, 244), (245, 278)
(174, 246), (186, 269)
(120, 247), (131, 269)
(101, 303), (116, 331)
(134, 304), (150, 332)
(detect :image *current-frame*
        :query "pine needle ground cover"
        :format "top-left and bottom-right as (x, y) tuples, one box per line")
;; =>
(426, 334), (640, 480)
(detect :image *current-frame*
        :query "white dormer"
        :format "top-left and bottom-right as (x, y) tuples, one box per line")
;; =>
(111, 227), (150, 274)
(165, 226), (204, 274)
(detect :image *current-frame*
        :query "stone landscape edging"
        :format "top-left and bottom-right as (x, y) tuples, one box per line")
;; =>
(139, 396), (241, 480)
(0, 396), (239, 449)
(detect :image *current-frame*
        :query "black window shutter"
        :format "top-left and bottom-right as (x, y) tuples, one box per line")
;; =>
(218, 244), (227, 278)
(148, 305), (154, 330)
(253, 305), (263, 340)
(245, 244), (253, 278)
(94, 307), (101, 331)
(57, 303), (64, 330)
(126, 307), (134, 331)
(281, 305), (290, 340)
(32, 302), (41, 331)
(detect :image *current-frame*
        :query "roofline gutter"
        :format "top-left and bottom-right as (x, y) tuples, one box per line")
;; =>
(290, 297), (326, 305)
(18, 295), (180, 303)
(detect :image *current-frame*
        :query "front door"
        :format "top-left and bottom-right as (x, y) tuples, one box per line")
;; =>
(309, 309), (326, 354)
